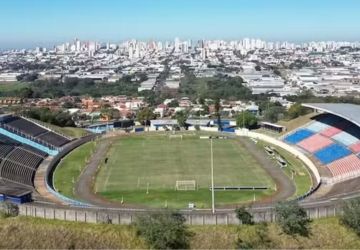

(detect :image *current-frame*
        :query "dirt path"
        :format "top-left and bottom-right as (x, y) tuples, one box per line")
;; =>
(239, 138), (296, 204)
(75, 139), (121, 207)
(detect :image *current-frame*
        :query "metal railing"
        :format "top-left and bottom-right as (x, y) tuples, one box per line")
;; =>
(0, 123), (59, 151)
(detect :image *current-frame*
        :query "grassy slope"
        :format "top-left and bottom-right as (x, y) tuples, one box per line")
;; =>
(95, 135), (275, 208)
(255, 113), (317, 138)
(27, 118), (89, 138)
(0, 217), (359, 249)
(0, 81), (29, 92)
(53, 141), (96, 199)
(278, 112), (317, 135)
(191, 217), (360, 249)
(0, 216), (145, 249)
(48, 125), (89, 138)
(255, 140), (312, 198)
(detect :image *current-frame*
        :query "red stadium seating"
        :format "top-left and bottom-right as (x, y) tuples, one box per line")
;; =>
(350, 142), (360, 154)
(321, 126), (343, 137)
(327, 155), (360, 177)
(297, 134), (333, 153)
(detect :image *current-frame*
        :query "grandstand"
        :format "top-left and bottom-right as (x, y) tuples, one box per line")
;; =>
(0, 114), (74, 203)
(0, 132), (47, 201)
(284, 103), (360, 183)
(0, 114), (71, 152)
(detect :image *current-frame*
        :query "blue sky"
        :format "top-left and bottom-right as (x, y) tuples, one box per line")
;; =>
(1, 0), (360, 48)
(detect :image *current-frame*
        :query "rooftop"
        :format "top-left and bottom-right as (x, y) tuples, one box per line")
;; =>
(302, 103), (360, 127)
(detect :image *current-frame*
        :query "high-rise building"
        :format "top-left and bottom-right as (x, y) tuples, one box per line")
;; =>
(174, 37), (180, 52)
(157, 41), (163, 51)
(75, 39), (81, 52)
(129, 45), (134, 59)
(88, 41), (97, 52)
(243, 38), (250, 50)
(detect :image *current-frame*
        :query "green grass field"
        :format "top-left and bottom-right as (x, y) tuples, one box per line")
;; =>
(54, 141), (96, 199)
(95, 134), (275, 208)
(31, 119), (90, 138)
(0, 81), (29, 93)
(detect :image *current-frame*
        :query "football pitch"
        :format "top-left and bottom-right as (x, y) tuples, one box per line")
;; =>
(95, 134), (275, 208)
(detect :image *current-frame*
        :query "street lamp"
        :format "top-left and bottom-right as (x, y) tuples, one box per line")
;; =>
(210, 138), (215, 214)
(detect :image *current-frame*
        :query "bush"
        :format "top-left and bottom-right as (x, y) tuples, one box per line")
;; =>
(275, 201), (311, 237)
(236, 111), (258, 129)
(236, 223), (273, 249)
(134, 211), (192, 249)
(0, 202), (19, 218)
(235, 207), (254, 225)
(341, 198), (360, 235)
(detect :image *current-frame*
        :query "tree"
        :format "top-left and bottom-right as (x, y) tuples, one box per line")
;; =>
(255, 65), (261, 71)
(236, 111), (258, 129)
(0, 202), (19, 218)
(198, 96), (205, 105)
(134, 211), (192, 249)
(17, 87), (34, 98)
(286, 103), (310, 120)
(341, 198), (360, 235)
(176, 111), (188, 128)
(22, 108), (75, 127)
(275, 201), (311, 237)
(137, 107), (156, 126)
(62, 101), (76, 109)
(168, 100), (179, 108)
(235, 207), (254, 225)
(263, 106), (285, 123)
(136, 72), (148, 82)
(214, 98), (222, 130)
(101, 108), (121, 120)
(201, 105), (209, 116)
(16, 73), (38, 82)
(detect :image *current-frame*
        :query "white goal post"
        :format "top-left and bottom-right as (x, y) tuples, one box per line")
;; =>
(169, 134), (183, 140)
(175, 180), (196, 191)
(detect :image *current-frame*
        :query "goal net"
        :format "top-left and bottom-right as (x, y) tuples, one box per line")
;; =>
(175, 180), (196, 191)
(169, 134), (183, 140)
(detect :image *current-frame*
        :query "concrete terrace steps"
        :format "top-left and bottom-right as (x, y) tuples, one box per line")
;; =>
(33, 157), (67, 205)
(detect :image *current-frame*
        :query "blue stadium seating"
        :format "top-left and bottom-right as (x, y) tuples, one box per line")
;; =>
(284, 129), (314, 144)
(314, 144), (352, 165)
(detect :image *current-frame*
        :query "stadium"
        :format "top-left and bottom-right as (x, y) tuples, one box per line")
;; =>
(0, 103), (360, 224)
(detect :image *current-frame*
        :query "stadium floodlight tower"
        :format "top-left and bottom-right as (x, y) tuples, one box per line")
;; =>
(210, 137), (215, 214)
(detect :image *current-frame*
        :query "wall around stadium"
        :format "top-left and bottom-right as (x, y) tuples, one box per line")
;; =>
(18, 202), (342, 225)
(235, 129), (321, 184)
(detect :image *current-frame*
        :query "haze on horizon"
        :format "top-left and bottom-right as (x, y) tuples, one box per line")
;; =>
(1, 0), (360, 49)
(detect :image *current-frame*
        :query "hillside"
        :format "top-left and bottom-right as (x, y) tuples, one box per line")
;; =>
(25, 117), (90, 138)
(0, 216), (359, 249)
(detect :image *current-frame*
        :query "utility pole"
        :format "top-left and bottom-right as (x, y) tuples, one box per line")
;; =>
(211, 138), (215, 214)
(242, 111), (245, 128)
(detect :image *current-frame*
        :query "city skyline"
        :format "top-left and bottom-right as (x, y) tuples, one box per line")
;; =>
(1, 0), (360, 49)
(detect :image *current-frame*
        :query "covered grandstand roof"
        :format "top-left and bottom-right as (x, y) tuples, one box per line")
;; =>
(302, 103), (360, 127)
